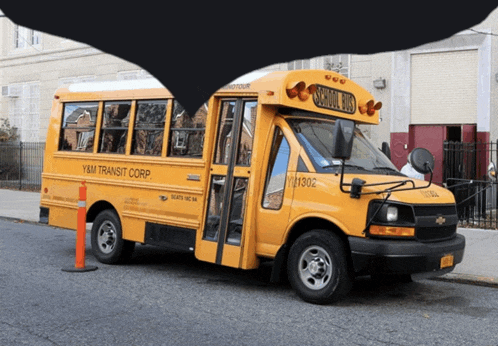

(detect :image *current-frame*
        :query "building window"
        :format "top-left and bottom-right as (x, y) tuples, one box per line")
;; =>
(287, 59), (310, 70)
(323, 54), (350, 78)
(117, 70), (154, 80)
(58, 76), (96, 86)
(8, 82), (40, 141)
(14, 25), (41, 49)
(285, 55), (350, 78)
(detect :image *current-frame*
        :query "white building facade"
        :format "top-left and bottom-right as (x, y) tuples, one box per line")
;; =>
(0, 14), (154, 142)
(2, 7), (498, 184)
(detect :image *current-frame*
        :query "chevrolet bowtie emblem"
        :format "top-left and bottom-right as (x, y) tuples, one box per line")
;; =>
(436, 216), (446, 225)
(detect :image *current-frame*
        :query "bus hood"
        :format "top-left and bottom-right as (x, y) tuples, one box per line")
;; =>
(338, 174), (456, 205)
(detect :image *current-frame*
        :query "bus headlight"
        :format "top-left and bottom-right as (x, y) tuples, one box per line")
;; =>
(386, 206), (398, 222)
(367, 201), (415, 224)
(375, 205), (398, 222)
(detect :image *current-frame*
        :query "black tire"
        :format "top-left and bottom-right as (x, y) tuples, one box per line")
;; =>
(287, 230), (353, 304)
(91, 209), (135, 264)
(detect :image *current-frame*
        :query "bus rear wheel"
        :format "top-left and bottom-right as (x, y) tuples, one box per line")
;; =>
(91, 209), (135, 264)
(287, 230), (353, 304)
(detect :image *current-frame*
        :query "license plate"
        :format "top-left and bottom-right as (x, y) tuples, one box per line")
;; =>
(440, 254), (454, 269)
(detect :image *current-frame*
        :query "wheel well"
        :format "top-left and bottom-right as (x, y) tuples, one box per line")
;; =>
(285, 217), (349, 248)
(86, 200), (116, 223)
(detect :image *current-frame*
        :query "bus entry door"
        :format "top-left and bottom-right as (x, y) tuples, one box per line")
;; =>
(196, 99), (257, 268)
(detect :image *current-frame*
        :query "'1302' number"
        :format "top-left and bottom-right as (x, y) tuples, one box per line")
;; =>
(287, 177), (317, 188)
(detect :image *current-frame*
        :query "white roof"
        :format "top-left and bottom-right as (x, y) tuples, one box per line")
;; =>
(66, 78), (166, 92)
(226, 71), (272, 85)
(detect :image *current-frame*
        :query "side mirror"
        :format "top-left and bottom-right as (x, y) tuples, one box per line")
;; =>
(331, 119), (355, 160)
(381, 142), (391, 160)
(488, 162), (497, 180)
(410, 147), (435, 175)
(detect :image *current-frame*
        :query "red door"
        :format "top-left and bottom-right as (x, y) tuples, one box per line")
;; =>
(409, 125), (445, 185)
(409, 125), (476, 185)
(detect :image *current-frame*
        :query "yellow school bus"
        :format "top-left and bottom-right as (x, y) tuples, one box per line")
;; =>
(40, 70), (465, 304)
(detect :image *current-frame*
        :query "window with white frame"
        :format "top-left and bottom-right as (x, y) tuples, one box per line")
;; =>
(58, 75), (97, 86)
(287, 59), (310, 70)
(14, 25), (41, 49)
(8, 82), (40, 141)
(117, 70), (154, 80)
(286, 54), (350, 78)
(323, 54), (350, 78)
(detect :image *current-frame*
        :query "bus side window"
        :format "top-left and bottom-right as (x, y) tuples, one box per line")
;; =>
(59, 102), (99, 152)
(131, 100), (167, 156)
(262, 128), (290, 210)
(167, 101), (206, 158)
(99, 101), (132, 154)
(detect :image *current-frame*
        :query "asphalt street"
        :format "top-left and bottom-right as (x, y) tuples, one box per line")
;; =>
(1, 218), (498, 346)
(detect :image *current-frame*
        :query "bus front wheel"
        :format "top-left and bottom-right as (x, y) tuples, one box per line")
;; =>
(91, 209), (135, 264)
(287, 230), (353, 304)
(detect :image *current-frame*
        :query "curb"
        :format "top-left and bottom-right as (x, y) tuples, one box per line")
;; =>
(0, 216), (39, 225)
(430, 273), (498, 288)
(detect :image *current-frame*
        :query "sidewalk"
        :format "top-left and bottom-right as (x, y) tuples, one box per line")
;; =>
(1, 188), (497, 287)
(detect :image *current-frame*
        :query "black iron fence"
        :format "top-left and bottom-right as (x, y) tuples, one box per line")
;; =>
(2, 139), (498, 228)
(444, 140), (498, 229)
(0, 142), (44, 191)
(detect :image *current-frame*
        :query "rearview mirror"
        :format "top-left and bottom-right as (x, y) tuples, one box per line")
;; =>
(410, 148), (435, 175)
(381, 142), (391, 160)
(332, 119), (355, 160)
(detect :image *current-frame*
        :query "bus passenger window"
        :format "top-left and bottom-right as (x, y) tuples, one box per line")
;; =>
(167, 101), (206, 158)
(236, 101), (258, 166)
(262, 128), (290, 210)
(59, 102), (99, 152)
(99, 101), (131, 154)
(131, 100), (167, 156)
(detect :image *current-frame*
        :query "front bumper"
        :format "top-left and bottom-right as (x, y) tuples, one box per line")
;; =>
(348, 234), (465, 276)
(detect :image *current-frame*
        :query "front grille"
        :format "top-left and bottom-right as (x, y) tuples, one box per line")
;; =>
(413, 204), (458, 242)
(413, 205), (457, 217)
(416, 225), (456, 242)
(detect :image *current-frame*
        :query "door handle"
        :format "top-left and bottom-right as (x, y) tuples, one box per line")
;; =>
(159, 195), (168, 201)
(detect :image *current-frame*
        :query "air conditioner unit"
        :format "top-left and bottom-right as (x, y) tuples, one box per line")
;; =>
(2, 86), (22, 98)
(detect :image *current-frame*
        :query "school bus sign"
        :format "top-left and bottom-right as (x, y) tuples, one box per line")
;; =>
(312, 84), (356, 114)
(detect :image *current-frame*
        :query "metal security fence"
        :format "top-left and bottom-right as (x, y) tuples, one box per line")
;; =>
(0, 142), (44, 191)
(444, 141), (498, 229)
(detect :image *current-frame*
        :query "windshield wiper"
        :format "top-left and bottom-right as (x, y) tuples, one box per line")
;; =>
(372, 167), (399, 172)
(371, 167), (405, 176)
(322, 163), (370, 171)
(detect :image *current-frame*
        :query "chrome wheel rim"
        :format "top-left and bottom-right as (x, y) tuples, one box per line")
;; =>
(97, 220), (117, 254)
(298, 245), (333, 290)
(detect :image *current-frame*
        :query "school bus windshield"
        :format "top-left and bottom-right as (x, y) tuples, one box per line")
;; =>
(287, 117), (401, 175)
